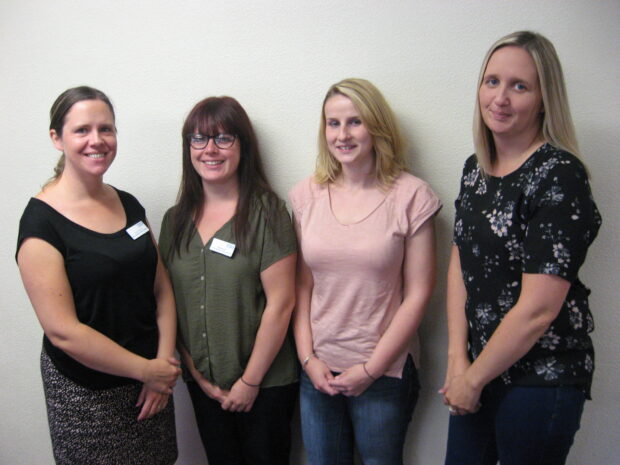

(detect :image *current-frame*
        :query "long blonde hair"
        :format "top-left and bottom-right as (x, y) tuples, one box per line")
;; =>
(315, 78), (407, 186)
(473, 31), (580, 174)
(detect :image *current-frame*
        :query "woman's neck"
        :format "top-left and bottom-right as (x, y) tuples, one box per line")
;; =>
(337, 163), (377, 191)
(42, 169), (107, 202)
(491, 132), (545, 176)
(202, 177), (240, 204)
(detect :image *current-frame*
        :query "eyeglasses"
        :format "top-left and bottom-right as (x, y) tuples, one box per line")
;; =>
(187, 133), (237, 150)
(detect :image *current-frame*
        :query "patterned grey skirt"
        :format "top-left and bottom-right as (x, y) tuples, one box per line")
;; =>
(41, 349), (178, 465)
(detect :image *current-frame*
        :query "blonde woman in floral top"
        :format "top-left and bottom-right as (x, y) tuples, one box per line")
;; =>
(441, 31), (601, 465)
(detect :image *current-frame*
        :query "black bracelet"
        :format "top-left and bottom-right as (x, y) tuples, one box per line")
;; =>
(363, 363), (376, 381)
(240, 376), (260, 387)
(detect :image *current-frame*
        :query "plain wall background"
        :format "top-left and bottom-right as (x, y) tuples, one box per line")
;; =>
(1, 1), (618, 463)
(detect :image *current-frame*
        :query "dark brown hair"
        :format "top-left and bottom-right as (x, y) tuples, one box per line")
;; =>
(169, 96), (281, 256)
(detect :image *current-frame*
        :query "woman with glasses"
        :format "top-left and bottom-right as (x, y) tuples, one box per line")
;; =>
(289, 78), (441, 464)
(16, 86), (180, 464)
(441, 31), (601, 465)
(159, 96), (298, 465)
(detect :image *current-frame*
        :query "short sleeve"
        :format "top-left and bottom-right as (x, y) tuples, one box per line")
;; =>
(115, 189), (146, 225)
(288, 177), (312, 228)
(259, 198), (297, 272)
(452, 155), (479, 246)
(405, 180), (442, 237)
(522, 155), (601, 280)
(16, 200), (66, 261)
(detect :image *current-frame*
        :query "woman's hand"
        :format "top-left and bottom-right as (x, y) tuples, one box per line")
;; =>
(328, 363), (375, 397)
(305, 357), (339, 396)
(441, 370), (483, 415)
(141, 357), (181, 394)
(194, 375), (229, 404)
(136, 385), (170, 421)
(439, 355), (472, 414)
(221, 379), (260, 412)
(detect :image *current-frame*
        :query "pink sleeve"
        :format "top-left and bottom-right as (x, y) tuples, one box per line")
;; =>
(405, 180), (442, 237)
(288, 177), (320, 225)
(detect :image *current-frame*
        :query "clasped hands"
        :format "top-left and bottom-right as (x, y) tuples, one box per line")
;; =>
(197, 375), (260, 413)
(305, 357), (375, 397)
(137, 357), (181, 421)
(440, 363), (483, 416)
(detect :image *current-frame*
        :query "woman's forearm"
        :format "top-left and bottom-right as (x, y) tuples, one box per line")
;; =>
(464, 273), (570, 390)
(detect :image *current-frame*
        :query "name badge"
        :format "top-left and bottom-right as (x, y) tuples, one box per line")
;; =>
(210, 237), (236, 257)
(126, 221), (149, 240)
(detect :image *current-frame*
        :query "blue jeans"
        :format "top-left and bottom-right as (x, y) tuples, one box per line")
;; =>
(300, 356), (419, 465)
(444, 384), (586, 465)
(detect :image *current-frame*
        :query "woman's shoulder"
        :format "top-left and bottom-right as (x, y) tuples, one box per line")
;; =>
(253, 189), (287, 214)
(521, 144), (590, 191)
(110, 186), (144, 209)
(161, 204), (178, 222)
(19, 197), (53, 226)
(17, 197), (66, 260)
(534, 144), (588, 174)
(392, 171), (439, 200)
(288, 175), (326, 208)
(394, 171), (431, 188)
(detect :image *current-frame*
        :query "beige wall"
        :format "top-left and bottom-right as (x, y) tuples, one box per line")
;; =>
(2, 1), (619, 463)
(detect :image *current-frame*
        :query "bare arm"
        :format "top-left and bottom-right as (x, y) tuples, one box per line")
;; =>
(152, 245), (178, 361)
(222, 253), (297, 412)
(439, 245), (471, 398)
(17, 238), (180, 393)
(329, 218), (437, 396)
(443, 272), (570, 412)
(136, 241), (182, 420)
(178, 342), (229, 404)
(292, 214), (339, 396)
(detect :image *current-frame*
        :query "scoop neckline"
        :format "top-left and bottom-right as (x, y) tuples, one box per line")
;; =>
(30, 190), (130, 237)
(326, 182), (390, 227)
(486, 142), (548, 181)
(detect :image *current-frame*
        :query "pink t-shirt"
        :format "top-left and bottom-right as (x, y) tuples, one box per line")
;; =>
(289, 172), (442, 377)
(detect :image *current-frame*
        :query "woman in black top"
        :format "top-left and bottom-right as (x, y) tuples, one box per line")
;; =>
(16, 86), (180, 465)
(441, 31), (601, 465)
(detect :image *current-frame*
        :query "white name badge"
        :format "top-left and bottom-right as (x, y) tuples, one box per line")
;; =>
(126, 221), (150, 240)
(210, 237), (236, 257)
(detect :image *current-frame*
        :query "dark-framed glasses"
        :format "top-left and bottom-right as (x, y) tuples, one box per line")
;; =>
(187, 133), (237, 150)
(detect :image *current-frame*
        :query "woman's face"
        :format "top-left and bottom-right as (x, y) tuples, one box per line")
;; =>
(50, 99), (117, 179)
(324, 94), (373, 170)
(479, 46), (543, 142)
(189, 130), (241, 187)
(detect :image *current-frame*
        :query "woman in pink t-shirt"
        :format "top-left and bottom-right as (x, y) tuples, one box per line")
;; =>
(289, 78), (442, 464)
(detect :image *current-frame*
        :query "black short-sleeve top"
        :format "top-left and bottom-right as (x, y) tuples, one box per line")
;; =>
(453, 143), (601, 396)
(16, 188), (159, 389)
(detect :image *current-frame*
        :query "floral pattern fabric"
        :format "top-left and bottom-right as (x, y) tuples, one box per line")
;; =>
(453, 143), (601, 396)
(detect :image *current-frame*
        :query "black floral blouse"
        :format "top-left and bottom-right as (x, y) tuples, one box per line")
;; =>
(453, 143), (601, 397)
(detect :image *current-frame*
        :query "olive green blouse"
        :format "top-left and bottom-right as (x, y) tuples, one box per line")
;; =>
(159, 196), (298, 390)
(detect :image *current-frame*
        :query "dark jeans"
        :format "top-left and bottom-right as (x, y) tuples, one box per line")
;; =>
(186, 380), (298, 465)
(300, 356), (419, 465)
(444, 384), (586, 465)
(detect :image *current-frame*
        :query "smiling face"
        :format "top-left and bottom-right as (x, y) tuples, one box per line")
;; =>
(479, 45), (543, 143)
(50, 99), (117, 179)
(323, 94), (374, 171)
(190, 130), (241, 187)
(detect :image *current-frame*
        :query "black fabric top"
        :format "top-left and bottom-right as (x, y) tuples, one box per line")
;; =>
(16, 188), (159, 389)
(453, 144), (601, 397)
